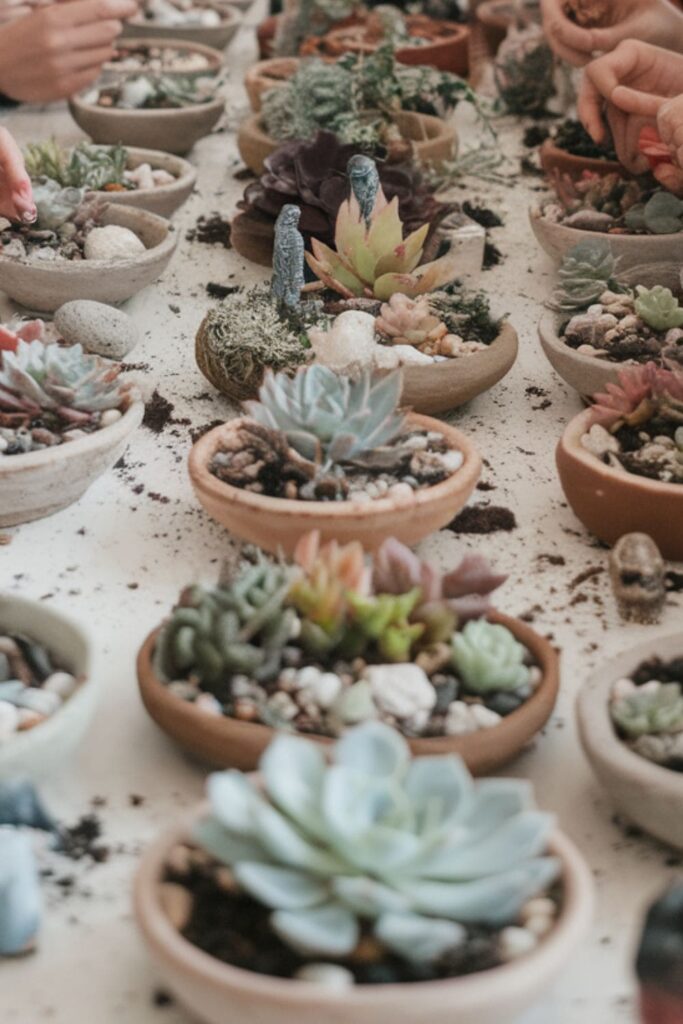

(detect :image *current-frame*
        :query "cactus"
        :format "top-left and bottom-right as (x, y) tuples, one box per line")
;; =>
(634, 286), (683, 332)
(452, 620), (530, 693)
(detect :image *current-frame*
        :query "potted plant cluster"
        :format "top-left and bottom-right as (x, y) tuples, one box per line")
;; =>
(69, 75), (225, 155)
(122, 0), (242, 49)
(539, 119), (623, 181)
(0, 319), (144, 525)
(24, 139), (197, 219)
(134, 722), (593, 1024)
(556, 362), (683, 558)
(538, 240), (683, 397)
(137, 529), (559, 772)
(104, 38), (224, 79)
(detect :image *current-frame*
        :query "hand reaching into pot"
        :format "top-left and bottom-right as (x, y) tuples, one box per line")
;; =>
(0, 125), (35, 222)
(541, 0), (683, 67)
(0, 0), (139, 102)
(577, 40), (683, 173)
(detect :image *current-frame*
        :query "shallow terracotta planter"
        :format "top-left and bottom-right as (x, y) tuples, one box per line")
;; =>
(529, 207), (683, 270)
(556, 407), (683, 559)
(244, 57), (299, 112)
(0, 204), (177, 313)
(188, 413), (481, 554)
(312, 19), (470, 76)
(69, 92), (225, 156)
(103, 38), (224, 79)
(138, 608), (558, 774)
(476, 0), (540, 52)
(0, 401), (144, 526)
(237, 109), (457, 175)
(539, 139), (624, 183)
(134, 813), (592, 1024)
(0, 595), (96, 780)
(577, 633), (683, 849)
(91, 148), (196, 218)
(121, 5), (241, 49)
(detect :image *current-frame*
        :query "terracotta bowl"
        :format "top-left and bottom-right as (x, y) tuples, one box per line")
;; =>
(195, 318), (518, 415)
(102, 38), (224, 79)
(0, 400), (143, 526)
(529, 207), (683, 270)
(134, 812), (592, 1024)
(0, 204), (177, 313)
(475, 0), (540, 52)
(316, 21), (471, 76)
(68, 92), (225, 156)
(556, 407), (683, 559)
(0, 594), (96, 780)
(577, 633), (683, 849)
(236, 109), (457, 176)
(188, 413), (481, 554)
(90, 148), (196, 218)
(539, 139), (624, 183)
(121, 6), (241, 49)
(244, 56), (299, 112)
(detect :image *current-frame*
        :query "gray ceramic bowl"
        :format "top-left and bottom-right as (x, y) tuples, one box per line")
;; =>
(0, 204), (177, 312)
(577, 633), (683, 849)
(91, 147), (197, 218)
(68, 92), (225, 156)
(121, 4), (241, 49)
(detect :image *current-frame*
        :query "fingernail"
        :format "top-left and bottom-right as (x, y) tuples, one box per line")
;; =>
(21, 207), (37, 223)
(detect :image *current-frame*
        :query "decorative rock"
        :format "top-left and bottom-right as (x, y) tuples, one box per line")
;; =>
(158, 882), (193, 931)
(194, 693), (222, 716)
(15, 689), (61, 716)
(469, 704), (503, 729)
(42, 672), (77, 700)
(294, 963), (355, 989)
(445, 700), (478, 736)
(581, 423), (620, 457)
(266, 691), (298, 721)
(388, 482), (415, 502)
(304, 672), (343, 710)
(499, 926), (537, 961)
(165, 844), (192, 876)
(0, 701), (19, 739)
(100, 409), (123, 427)
(415, 643), (453, 676)
(364, 664), (436, 720)
(309, 311), (377, 375)
(391, 344), (434, 366)
(54, 300), (139, 360)
(612, 677), (637, 701)
(83, 224), (146, 261)
(331, 680), (377, 726)
(16, 709), (46, 731)
(609, 533), (666, 625)
(440, 450), (465, 474)
(168, 680), (199, 701)
(373, 345), (400, 370)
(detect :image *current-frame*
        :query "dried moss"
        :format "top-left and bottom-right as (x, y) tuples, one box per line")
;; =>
(430, 286), (503, 345)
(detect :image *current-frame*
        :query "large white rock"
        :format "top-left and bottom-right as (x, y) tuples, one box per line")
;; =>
(84, 225), (146, 262)
(364, 663), (436, 719)
(310, 310), (377, 374)
(391, 344), (434, 366)
(55, 300), (139, 360)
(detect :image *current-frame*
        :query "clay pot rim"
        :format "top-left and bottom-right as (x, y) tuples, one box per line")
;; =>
(88, 147), (197, 203)
(577, 634), (683, 797)
(529, 205), (683, 242)
(70, 91), (226, 122)
(127, 5), (240, 30)
(244, 107), (454, 148)
(0, 401), (144, 473)
(323, 17), (470, 50)
(538, 138), (623, 175)
(134, 811), (592, 1005)
(538, 309), (616, 384)
(0, 202), (177, 269)
(188, 412), (480, 519)
(106, 36), (224, 73)
(136, 607), (559, 766)
(560, 407), (683, 498)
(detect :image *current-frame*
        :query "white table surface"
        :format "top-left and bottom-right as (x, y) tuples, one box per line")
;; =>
(1, 9), (681, 1023)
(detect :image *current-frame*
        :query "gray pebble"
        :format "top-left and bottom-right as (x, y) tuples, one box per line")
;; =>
(55, 300), (139, 360)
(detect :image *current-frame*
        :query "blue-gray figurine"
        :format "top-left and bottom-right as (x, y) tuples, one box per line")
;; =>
(347, 155), (380, 226)
(271, 204), (305, 310)
(0, 832), (42, 956)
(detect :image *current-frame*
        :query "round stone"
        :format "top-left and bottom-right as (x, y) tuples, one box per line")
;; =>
(55, 300), (139, 360)
(0, 700), (19, 738)
(158, 882), (193, 931)
(294, 963), (355, 989)
(498, 926), (537, 961)
(43, 672), (78, 700)
(83, 224), (146, 262)
(16, 688), (62, 716)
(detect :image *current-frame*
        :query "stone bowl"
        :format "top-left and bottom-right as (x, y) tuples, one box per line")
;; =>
(539, 139), (624, 183)
(188, 413), (481, 555)
(236, 109), (458, 176)
(69, 92), (225, 156)
(0, 594), (96, 780)
(577, 632), (683, 849)
(244, 56), (299, 112)
(556, 407), (683, 559)
(90, 148), (196, 218)
(0, 401), (144, 526)
(102, 38), (224, 79)
(133, 812), (592, 1024)
(529, 207), (683, 270)
(121, 5), (241, 49)
(0, 204), (177, 313)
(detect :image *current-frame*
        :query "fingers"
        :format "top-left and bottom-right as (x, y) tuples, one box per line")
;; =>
(0, 127), (35, 223)
(611, 85), (667, 118)
(64, 44), (115, 71)
(578, 41), (658, 143)
(64, 18), (123, 48)
(653, 162), (683, 195)
(578, 74), (607, 143)
(44, 0), (137, 29)
(658, 96), (683, 149)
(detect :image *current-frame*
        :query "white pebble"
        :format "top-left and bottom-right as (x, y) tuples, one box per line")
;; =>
(349, 491), (373, 504)
(611, 677), (637, 701)
(296, 666), (322, 689)
(524, 913), (554, 938)
(307, 672), (343, 710)
(100, 409), (123, 428)
(499, 926), (537, 961)
(364, 663), (436, 719)
(43, 672), (77, 700)
(522, 897), (556, 921)
(445, 701), (478, 736)
(388, 482), (415, 502)
(16, 688), (62, 716)
(469, 704), (503, 729)
(168, 681), (199, 700)
(294, 963), (355, 989)
(440, 450), (464, 474)
(267, 691), (298, 720)
(195, 693), (222, 716)
(0, 700), (19, 739)
(158, 882), (193, 931)
(84, 224), (146, 261)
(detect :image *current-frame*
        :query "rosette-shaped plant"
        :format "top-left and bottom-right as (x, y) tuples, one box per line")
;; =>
(625, 191), (683, 235)
(194, 722), (559, 962)
(634, 286), (683, 332)
(589, 362), (683, 431)
(452, 620), (531, 693)
(306, 187), (458, 300)
(376, 294), (449, 348)
(553, 239), (624, 311)
(611, 683), (683, 738)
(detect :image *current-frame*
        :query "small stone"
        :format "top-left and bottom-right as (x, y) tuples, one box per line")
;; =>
(195, 693), (222, 716)
(581, 423), (620, 457)
(331, 680), (377, 725)
(404, 434), (429, 451)
(373, 345), (400, 370)
(445, 700), (477, 736)
(305, 672), (342, 710)
(16, 708), (46, 730)
(294, 963), (355, 989)
(388, 482), (415, 502)
(84, 224), (146, 261)
(440, 450), (464, 474)
(612, 677), (637, 701)
(521, 897), (556, 922)
(486, 692), (525, 716)
(499, 926), (537, 961)
(392, 344), (433, 365)
(310, 310), (377, 375)
(363, 663), (436, 719)
(167, 681), (199, 701)
(54, 300), (139, 359)
(0, 700), (19, 738)
(16, 688), (61, 716)
(468, 704), (502, 729)
(415, 643), (453, 676)
(233, 698), (259, 721)
(214, 866), (240, 893)
(100, 409), (122, 427)
(524, 913), (554, 937)
(166, 844), (193, 876)
(158, 882), (193, 931)
(43, 672), (77, 700)
(267, 691), (298, 721)
(295, 666), (322, 690)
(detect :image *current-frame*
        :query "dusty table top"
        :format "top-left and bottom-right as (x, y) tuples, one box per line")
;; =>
(1, 12), (681, 1024)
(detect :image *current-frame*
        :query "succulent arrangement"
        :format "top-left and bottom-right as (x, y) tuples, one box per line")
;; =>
(24, 140), (176, 194)
(91, 74), (216, 110)
(539, 172), (683, 235)
(109, 42), (215, 75)
(580, 362), (683, 484)
(160, 722), (560, 982)
(154, 529), (541, 740)
(296, 8), (468, 61)
(610, 656), (683, 770)
(0, 328), (139, 455)
(137, 0), (224, 26)
(0, 629), (83, 740)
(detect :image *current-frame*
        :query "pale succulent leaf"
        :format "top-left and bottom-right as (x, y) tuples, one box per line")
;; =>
(207, 771), (260, 835)
(261, 734), (327, 839)
(332, 875), (411, 917)
(271, 903), (359, 957)
(235, 862), (330, 910)
(253, 801), (344, 875)
(192, 817), (267, 865)
(375, 912), (465, 963)
(404, 756), (474, 835)
(334, 719), (410, 777)
(418, 812), (555, 880)
(366, 196), (403, 259)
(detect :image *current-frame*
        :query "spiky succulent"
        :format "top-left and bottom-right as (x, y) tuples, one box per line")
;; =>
(194, 722), (560, 963)
(0, 340), (133, 422)
(25, 140), (129, 192)
(611, 683), (683, 738)
(452, 620), (531, 694)
(261, 61), (354, 144)
(634, 285), (683, 332)
(306, 180), (458, 301)
(589, 362), (683, 432)
(243, 365), (405, 464)
(553, 239), (624, 311)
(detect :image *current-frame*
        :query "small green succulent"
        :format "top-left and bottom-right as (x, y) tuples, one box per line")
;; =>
(634, 285), (683, 332)
(25, 140), (129, 192)
(194, 722), (559, 963)
(553, 239), (624, 311)
(345, 589), (425, 662)
(625, 191), (683, 235)
(31, 178), (84, 231)
(611, 683), (683, 738)
(452, 620), (531, 694)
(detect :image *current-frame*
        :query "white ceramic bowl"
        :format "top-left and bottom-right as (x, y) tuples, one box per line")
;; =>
(577, 633), (683, 849)
(0, 594), (95, 779)
(0, 401), (144, 526)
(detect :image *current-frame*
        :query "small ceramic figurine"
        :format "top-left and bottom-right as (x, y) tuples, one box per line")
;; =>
(609, 533), (666, 625)
(271, 204), (305, 310)
(0, 779), (58, 834)
(636, 884), (683, 1024)
(0, 831), (42, 956)
(347, 155), (380, 227)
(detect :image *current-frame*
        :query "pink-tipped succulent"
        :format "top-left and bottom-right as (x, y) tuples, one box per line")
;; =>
(290, 530), (372, 638)
(376, 294), (449, 349)
(305, 188), (459, 301)
(589, 362), (683, 430)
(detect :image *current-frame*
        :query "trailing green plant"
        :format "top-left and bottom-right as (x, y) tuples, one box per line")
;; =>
(634, 285), (683, 332)
(553, 239), (625, 311)
(611, 683), (683, 738)
(193, 722), (559, 962)
(24, 140), (129, 191)
(452, 620), (531, 693)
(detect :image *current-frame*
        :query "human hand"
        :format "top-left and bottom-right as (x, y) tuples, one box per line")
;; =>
(0, 0), (51, 26)
(0, 0), (139, 103)
(541, 0), (683, 67)
(0, 125), (35, 222)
